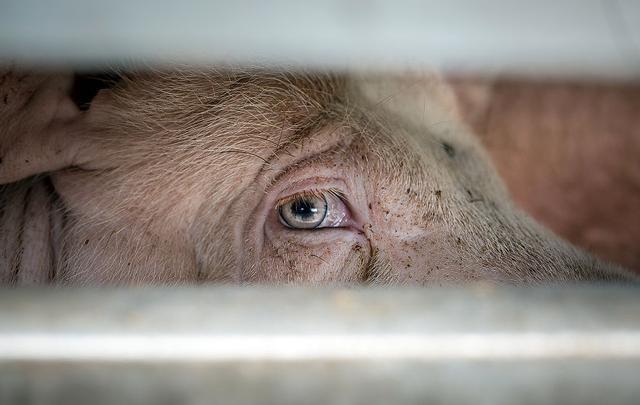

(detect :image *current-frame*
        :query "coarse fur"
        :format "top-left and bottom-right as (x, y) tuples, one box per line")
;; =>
(0, 66), (635, 285)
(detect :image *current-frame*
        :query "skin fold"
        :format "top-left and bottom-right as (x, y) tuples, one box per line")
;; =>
(0, 66), (636, 285)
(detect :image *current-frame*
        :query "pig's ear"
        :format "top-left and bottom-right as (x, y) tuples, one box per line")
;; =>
(0, 70), (97, 185)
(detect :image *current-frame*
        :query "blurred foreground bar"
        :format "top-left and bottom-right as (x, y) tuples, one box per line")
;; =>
(1, 0), (640, 79)
(0, 287), (639, 404)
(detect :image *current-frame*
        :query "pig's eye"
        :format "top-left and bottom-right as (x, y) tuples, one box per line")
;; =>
(277, 190), (350, 229)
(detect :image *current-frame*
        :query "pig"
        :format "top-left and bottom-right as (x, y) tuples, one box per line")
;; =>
(0, 66), (635, 285)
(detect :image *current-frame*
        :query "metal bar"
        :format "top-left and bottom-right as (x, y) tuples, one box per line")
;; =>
(1, 0), (639, 79)
(0, 286), (639, 404)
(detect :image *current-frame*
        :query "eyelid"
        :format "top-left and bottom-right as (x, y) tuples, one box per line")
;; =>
(275, 188), (345, 211)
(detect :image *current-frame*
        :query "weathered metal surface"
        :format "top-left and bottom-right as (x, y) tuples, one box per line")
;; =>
(0, 286), (639, 404)
(1, 0), (639, 79)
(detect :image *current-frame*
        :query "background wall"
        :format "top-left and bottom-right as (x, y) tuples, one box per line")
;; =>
(452, 79), (640, 272)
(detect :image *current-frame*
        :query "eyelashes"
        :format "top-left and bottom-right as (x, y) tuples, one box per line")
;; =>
(275, 188), (344, 209)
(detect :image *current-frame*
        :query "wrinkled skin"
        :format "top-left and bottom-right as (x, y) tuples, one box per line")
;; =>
(0, 66), (635, 285)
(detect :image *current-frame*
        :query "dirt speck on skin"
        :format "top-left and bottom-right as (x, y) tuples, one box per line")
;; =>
(466, 189), (483, 203)
(434, 190), (442, 199)
(442, 142), (456, 158)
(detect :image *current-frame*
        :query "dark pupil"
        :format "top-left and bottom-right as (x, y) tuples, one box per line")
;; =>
(290, 199), (318, 220)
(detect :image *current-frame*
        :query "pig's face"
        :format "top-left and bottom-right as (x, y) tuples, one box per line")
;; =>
(0, 68), (633, 284)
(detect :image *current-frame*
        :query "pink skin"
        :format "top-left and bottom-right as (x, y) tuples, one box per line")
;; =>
(0, 68), (636, 285)
(238, 130), (445, 284)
